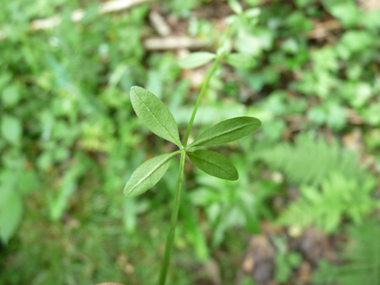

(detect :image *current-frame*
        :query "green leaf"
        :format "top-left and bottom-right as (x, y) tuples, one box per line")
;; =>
(17, 170), (40, 195)
(180, 197), (209, 261)
(245, 8), (261, 18)
(322, 0), (360, 27)
(0, 170), (16, 209)
(178, 52), (216, 69)
(49, 167), (83, 221)
(124, 152), (179, 197)
(187, 150), (238, 180)
(224, 53), (256, 69)
(1, 115), (22, 145)
(123, 198), (137, 233)
(130, 86), (181, 147)
(228, 0), (243, 14)
(1, 85), (20, 107)
(0, 191), (23, 244)
(189, 116), (261, 148)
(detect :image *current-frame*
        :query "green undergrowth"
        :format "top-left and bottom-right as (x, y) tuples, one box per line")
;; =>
(0, 175), (250, 284)
(260, 136), (379, 233)
(0, 184), (192, 284)
(313, 218), (380, 285)
(1, 0), (380, 284)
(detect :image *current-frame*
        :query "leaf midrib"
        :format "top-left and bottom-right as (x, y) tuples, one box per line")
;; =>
(190, 153), (235, 177)
(136, 91), (180, 146)
(191, 122), (254, 147)
(129, 153), (177, 195)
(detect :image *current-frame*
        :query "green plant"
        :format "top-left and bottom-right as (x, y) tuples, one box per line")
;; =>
(272, 235), (302, 283)
(189, 164), (280, 249)
(0, 2), (148, 245)
(0, 164), (39, 243)
(123, 4), (261, 283)
(260, 135), (369, 186)
(277, 172), (378, 233)
(2, 0), (380, 283)
(124, 78), (260, 284)
(312, 218), (380, 285)
(260, 135), (379, 233)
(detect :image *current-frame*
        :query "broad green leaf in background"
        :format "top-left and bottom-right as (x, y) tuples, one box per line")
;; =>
(178, 52), (216, 69)
(228, 0), (243, 14)
(49, 167), (83, 221)
(244, 8), (261, 18)
(187, 150), (238, 180)
(130, 86), (181, 147)
(180, 198), (209, 261)
(189, 116), (261, 148)
(124, 152), (179, 197)
(123, 198), (137, 234)
(0, 191), (23, 244)
(0, 170), (16, 209)
(322, 0), (360, 27)
(2, 85), (20, 107)
(224, 53), (256, 69)
(17, 170), (40, 195)
(1, 115), (22, 145)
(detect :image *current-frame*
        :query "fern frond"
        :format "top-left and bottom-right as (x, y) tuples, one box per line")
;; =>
(277, 173), (377, 233)
(260, 135), (367, 186)
(312, 218), (380, 285)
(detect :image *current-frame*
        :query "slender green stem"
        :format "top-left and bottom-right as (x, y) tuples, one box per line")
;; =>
(183, 58), (221, 147)
(157, 151), (186, 285)
(158, 56), (221, 284)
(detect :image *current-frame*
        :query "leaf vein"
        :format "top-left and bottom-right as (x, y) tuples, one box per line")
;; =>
(130, 153), (176, 195)
(192, 153), (234, 176)
(137, 92), (179, 146)
(194, 123), (252, 145)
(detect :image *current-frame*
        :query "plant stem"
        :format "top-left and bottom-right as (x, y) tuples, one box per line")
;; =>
(183, 58), (221, 147)
(158, 57), (221, 284)
(157, 150), (186, 285)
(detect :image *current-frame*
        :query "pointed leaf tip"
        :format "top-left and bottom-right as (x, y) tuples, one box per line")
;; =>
(124, 152), (178, 197)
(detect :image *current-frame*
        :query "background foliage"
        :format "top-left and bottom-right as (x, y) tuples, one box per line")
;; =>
(1, 0), (380, 284)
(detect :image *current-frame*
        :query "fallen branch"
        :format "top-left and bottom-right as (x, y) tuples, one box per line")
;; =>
(143, 36), (204, 50)
(149, 10), (172, 36)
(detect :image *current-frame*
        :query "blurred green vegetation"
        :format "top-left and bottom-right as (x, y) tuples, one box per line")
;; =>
(1, 0), (380, 284)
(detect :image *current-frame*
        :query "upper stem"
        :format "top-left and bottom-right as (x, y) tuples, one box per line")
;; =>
(183, 58), (221, 147)
(157, 151), (186, 285)
(158, 56), (221, 284)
